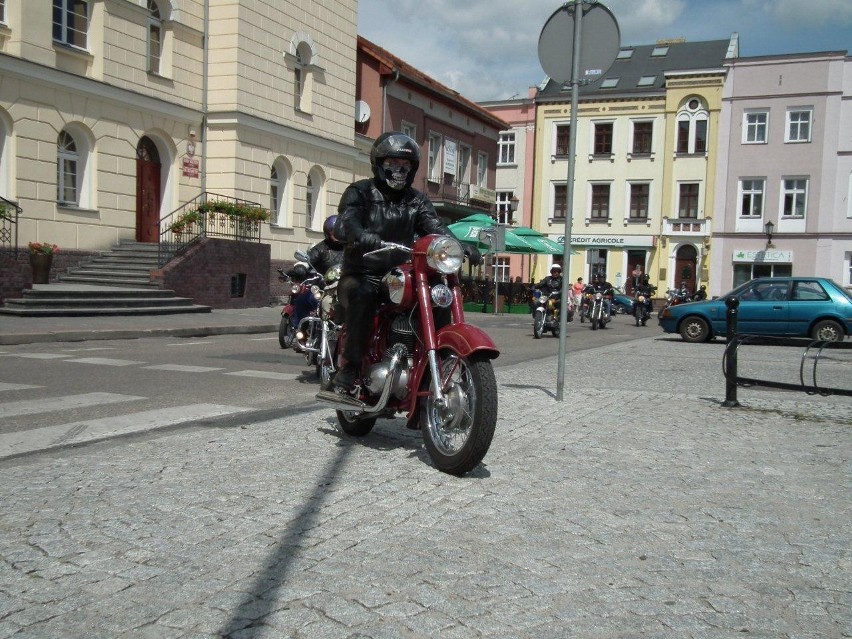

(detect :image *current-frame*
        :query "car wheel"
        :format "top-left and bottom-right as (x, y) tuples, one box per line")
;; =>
(680, 316), (710, 343)
(811, 319), (843, 342)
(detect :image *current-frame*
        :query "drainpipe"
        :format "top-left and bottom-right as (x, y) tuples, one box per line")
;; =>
(200, 0), (209, 195)
(382, 68), (400, 132)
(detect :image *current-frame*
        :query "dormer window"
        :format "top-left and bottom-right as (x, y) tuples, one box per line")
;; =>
(616, 49), (633, 60)
(637, 75), (656, 87)
(651, 46), (669, 57)
(600, 78), (619, 89)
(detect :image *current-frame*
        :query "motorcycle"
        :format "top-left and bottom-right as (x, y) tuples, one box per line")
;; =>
(663, 286), (690, 310)
(632, 291), (652, 327)
(531, 289), (573, 338)
(579, 292), (592, 323)
(294, 261), (342, 386)
(278, 260), (322, 350)
(587, 291), (611, 330)
(316, 235), (499, 476)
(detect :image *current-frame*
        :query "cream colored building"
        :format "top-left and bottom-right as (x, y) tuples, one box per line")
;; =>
(0, 0), (366, 261)
(533, 36), (737, 296)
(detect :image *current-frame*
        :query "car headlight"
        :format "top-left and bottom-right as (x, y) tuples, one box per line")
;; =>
(426, 236), (464, 274)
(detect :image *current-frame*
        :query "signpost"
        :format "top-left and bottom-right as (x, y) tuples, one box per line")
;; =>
(538, 1), (620, 401)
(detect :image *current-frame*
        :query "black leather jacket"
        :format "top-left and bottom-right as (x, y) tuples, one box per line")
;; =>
(306, 238), (343, 276)
(334, 179), (450, 275)
(536, 275), (563, 296)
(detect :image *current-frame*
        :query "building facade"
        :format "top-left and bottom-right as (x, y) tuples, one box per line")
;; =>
(533, 36), (737, 295)
(0, 0), (362, 264)
(711, 51), (852, 295)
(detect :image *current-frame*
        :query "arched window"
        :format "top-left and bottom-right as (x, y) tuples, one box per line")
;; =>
(147, 0), (162, 74)
(270, 158), (292, 227)
(676, 97), (708, 155)
(57, 131), (79, 205)
(306, 167), (325, 231)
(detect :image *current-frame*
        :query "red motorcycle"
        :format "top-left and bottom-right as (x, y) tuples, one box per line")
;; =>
(277, 258), (322, 349)
(316, 234), (499, 476)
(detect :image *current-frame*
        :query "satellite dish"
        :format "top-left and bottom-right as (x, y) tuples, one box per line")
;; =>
(355, 100), (371, 123)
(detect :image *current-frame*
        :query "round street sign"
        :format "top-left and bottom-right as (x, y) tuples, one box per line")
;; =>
(538, 2), (620, 84)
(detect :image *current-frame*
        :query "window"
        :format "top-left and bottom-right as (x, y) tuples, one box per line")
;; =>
(270, 166), (279, 218)
(457, 144), (471, 184)
(493, 257), (510, 283)
(676, 99), (708, 154)
(400, 122), (416, 139)
(555, 124), (570, 156)
(733, 263), (792, 288)
(600, 78), (619, 89)
(498, 132), (515, 165)
(57, 131), (78, 205)
(631, 121), (653, 154)
(496, 191), (514, 225)
(743, 111), (768, 144)
(678, 183), (700, 218)
(629, 183), (649, 220)
(590, 184), (610, 220)
(786, 109), (812, 143)
(0, 0), (6, 23)
(739, 179), (765, 217)
(791, 280), (829, 302)
(477, 151), (487, 187)
(305, 173), (314, 229)
(637, 75), (656, 87)
(616, 49), (633, 59)
(427, 133), (442, 181)
(306, 167), (324, 231)
(553, 184), (567, 221)
(53, 0), (89, 49)
(270, 160), (291, 226)
(781, 178), (808, 217)
(292, 40), (315, 113)
(651, 46), (669, 57)
(593, 122), (613, 155)
(147, 0), (162, 74)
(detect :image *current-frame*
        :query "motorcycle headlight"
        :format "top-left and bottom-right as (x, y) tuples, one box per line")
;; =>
(324, 264), (341, 284)
(638, 295), (645, 302)
(311, 285), (322, 300)
(595, 292), (602, 300)
(426, 236), (464, 274)
(430, 283), (453, 308)
(290, 284), (301, 295)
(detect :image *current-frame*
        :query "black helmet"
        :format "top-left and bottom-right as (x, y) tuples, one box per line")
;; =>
(370, 132), (420, 191)
(322, 215), (338, 241)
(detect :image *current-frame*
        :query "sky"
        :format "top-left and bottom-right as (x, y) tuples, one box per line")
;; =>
(357, 0), (852, 102)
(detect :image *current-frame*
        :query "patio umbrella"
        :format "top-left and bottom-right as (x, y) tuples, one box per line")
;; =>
(447, 215), (537, 253)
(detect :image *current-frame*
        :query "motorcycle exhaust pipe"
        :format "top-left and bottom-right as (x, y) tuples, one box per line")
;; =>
(316, 344), (408, 414)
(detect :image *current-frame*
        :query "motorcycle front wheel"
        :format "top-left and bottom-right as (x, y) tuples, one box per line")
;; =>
(421, 352), (497, 476)
(279, 315), (295, 349)
(533, 310), (545, 339)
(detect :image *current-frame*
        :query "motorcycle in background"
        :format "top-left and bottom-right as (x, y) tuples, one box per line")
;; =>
(294, 262), (342, 386)
(316, 235), (499, 476)
(578, 291), (592, 323)
(278, 257), (323, 349)
(663, 286), (690, 310)
(632, 291), (652, 327)
(587, 291), (611, 330)
(531, 289), (573, 338)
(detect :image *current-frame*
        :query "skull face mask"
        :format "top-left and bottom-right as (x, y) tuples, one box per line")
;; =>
(382, 158), (412, 190)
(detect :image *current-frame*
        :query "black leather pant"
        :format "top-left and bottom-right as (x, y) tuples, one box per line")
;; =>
(337, 274), (382, 366)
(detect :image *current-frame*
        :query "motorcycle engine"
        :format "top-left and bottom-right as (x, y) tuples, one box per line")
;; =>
(365, 313), (416, 399)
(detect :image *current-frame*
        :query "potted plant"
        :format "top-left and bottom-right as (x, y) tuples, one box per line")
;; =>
(28, 242), (59, 284)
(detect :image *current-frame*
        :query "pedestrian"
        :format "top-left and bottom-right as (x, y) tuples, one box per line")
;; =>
(332, 132), (481, 392)
(571, 276), (585, 311)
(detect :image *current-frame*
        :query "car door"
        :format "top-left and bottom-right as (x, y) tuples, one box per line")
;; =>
(736, 280), (790, 334)
(788, 280), (833, 337)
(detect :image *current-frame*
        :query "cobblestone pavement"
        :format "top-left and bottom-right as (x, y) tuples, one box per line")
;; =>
(0, 335), (850, 638)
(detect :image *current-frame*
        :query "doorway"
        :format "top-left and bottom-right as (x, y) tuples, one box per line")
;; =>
(136, 137), (161, 243)
(626, 249), (647, 294)
(674, 244), (698, 294)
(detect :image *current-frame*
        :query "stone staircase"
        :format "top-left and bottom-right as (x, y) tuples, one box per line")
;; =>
(0, 241), (212, 317)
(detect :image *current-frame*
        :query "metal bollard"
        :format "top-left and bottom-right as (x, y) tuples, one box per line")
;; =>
(722, 296), (740, 407)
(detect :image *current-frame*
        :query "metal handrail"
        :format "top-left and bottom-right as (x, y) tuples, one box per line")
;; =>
(158, 192), (268, 267)
(0, 195), (21, 258)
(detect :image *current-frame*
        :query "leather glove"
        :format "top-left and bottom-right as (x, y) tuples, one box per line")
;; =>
(464, 244), (483, 266)
(354, 232), (383, 254)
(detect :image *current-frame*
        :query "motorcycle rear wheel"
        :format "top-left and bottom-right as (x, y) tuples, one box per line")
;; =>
(421, 352), (497, 476)
(336, 410), (377, 436)
(279, 316), (295, 349)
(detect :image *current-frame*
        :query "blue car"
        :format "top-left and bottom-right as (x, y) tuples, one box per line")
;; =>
(658, 277), (852, 343)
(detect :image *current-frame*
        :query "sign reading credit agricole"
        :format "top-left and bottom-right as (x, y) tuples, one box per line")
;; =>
(554, 235), (654, 247)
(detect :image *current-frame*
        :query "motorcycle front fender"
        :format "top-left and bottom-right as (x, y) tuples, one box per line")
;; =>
(436, 323), (499, 359)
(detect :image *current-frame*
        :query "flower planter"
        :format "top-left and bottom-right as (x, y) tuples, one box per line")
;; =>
(30, 253), (53, 284)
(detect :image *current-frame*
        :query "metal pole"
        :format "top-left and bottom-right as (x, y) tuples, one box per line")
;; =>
(722, 296), (741, 408)
(556, 0), (583, 401)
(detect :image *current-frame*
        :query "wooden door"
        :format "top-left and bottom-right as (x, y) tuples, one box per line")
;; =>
(674, 244), (697, 294)
(136, 137), (161, 243)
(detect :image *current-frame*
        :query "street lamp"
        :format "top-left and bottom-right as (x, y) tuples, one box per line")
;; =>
(509, 194), (519, 224)
(764, 220), (775, 249)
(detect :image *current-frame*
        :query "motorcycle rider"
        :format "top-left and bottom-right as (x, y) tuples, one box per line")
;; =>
(306, 215), (344, 275)
(332, 131), (481, 391)
(692, 284), (707, 301)
(634, 274), (656, 326)
(586, 273), (615, 317)
(535, 264), (563, 307)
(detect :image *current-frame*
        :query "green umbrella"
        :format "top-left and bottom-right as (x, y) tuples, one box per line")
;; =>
(448, 216), (537, 253)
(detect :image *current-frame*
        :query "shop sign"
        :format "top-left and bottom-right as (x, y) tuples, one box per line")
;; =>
(553, 234), (654, 247)
(443, 139), (457, 176)
(732, 249), (793, 263)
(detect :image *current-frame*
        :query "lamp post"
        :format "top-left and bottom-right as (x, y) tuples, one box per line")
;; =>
(764, 220), (775, 249)
(509, 194), (519, 224)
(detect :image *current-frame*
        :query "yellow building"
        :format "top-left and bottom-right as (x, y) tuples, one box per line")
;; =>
(533, 35), (737, 297)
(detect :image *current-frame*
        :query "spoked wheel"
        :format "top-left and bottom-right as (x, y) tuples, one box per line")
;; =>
(421, 351), (497, 476)
(533, 310), (544, 339)
(279, 316), (295, 349)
